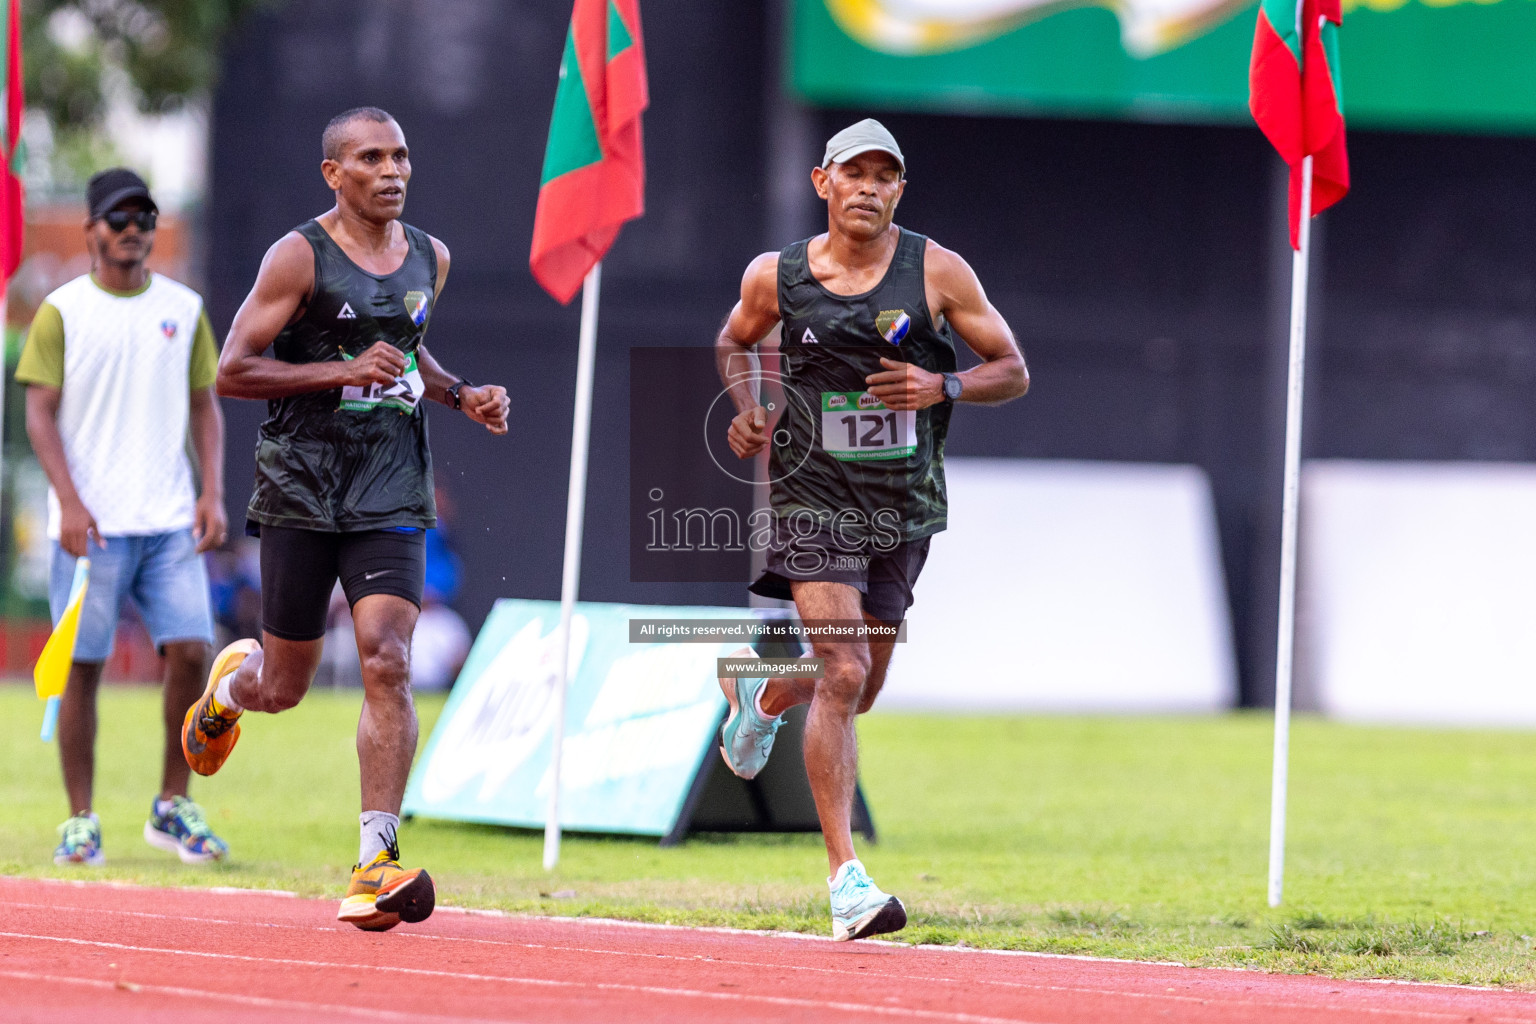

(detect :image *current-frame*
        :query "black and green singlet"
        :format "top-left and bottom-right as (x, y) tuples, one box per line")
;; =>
(769, 227), (957, 543)
(245, 219), (438, 533)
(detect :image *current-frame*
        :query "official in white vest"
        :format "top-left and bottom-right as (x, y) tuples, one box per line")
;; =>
(16, 168), (230, 867)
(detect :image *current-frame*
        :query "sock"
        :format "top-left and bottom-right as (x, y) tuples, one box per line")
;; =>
(213, 667), (244, 713)
(829, 858), (864, 887)
(359, 811), (401, 866)
(155, 797), (176, 818)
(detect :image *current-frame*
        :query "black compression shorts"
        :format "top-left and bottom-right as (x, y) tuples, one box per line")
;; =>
(256, 524), (426, 642)
(748, 517), (931, 624)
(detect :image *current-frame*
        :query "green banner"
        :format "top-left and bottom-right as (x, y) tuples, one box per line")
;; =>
(403, 599), (739, 837)
(791, 0), (1536, 132)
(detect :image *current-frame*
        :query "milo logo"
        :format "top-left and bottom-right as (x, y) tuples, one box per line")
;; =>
(857, 392), (883, 410)
(828, 394), (848, 409)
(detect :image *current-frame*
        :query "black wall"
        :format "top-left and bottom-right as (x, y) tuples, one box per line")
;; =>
(210, 2), (1536, 705)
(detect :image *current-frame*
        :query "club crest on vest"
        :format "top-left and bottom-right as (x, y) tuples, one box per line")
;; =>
(404, 291), (429, 327)
(876, 309), (910, 345)
(161, 320), (177, 339)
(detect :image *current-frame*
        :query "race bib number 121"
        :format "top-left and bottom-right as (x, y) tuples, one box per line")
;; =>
(820, 391), (916, 461)
(339, 350), (425, 413)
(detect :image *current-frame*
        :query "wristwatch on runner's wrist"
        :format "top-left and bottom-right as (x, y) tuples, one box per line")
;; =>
(941, 372), (963, 402)
(446, 378), (473, 410)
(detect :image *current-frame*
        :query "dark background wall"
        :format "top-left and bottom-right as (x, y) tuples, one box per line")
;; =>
(209, 1), (1536, 705)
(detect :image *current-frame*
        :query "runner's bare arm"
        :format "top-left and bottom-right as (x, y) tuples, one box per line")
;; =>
(414, 237), (508, 434)
(416, 345), (509, 436)
(24, 385), (102, 556)
(430, 235), (450, 300)
(716, 252), (781, 459)
(414, 236), (461, 406)
(217, 233), (406, 399)
(865, 241), (1029, 410)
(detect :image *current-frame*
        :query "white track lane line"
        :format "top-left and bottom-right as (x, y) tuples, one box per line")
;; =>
(0, 968), (517, 1024)
(12, 876), (299, 897)
(7, 900), (1531, 1022)
(5, 877), (1151, 962)
(11, 877), (1520, 995)
(0, 931), (1040, 1024)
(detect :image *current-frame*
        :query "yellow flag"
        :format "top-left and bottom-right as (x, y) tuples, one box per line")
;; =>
(35, 559), (90, 700)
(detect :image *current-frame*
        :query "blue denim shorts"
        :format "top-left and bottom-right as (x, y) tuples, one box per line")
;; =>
(49, 530), (215, 662)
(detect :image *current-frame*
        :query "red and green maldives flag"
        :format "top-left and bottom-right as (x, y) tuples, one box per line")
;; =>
(1, 0), (23, 288)
(1249, 0), (1349, 249)
(530, 0), (647, 304)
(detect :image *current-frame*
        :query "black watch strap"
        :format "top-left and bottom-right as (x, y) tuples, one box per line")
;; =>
(446, 378), (472, 410)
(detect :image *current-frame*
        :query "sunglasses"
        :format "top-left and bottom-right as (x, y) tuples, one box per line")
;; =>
(101, 209), (158, 232)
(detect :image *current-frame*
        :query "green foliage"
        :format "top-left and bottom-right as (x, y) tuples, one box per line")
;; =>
(4, 686), (1536, 986)
(23, 0), (277, 129)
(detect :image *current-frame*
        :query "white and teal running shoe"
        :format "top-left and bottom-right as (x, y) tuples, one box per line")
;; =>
(717, 648), (781, 780)
(829, 859), (907, 941)
(54, 812), (104, 866)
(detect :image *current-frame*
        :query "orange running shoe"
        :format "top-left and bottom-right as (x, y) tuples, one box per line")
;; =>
(338, 840), (436, 932)
(182, 639), (258, 776)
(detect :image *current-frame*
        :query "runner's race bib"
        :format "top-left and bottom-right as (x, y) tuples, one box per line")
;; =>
(339, 350), (425, 413)
(821, 391), (916, 461)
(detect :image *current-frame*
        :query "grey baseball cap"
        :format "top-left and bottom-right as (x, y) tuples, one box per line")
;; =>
(821, 118), (904, 174)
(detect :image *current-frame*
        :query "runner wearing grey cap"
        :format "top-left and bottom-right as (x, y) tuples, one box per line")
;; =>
(820, 117), (906, 173)
(712, 118), (1030, 940)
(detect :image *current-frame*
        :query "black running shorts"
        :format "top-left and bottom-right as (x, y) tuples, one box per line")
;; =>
(748, 518), (931, 624)
(256, 524), (426, 642)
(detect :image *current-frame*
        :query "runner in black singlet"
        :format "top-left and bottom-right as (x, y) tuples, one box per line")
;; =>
(714, 119), (1030, 941)
(181, 107), (510, 933)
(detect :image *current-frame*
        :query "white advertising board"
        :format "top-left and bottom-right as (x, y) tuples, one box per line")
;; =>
(1300, 461), (1536, 726)
(880, 458), (1237, 711)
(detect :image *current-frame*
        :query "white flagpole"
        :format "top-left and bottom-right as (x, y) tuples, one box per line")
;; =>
(1267, 154), (1313, 908)
(543, 261), (602, 872)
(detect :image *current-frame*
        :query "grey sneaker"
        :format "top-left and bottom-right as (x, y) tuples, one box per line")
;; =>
(829, 859), (906, 941)
(717, 648), (780, 780)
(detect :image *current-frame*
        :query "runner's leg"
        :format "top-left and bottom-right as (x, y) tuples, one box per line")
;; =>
(857, 612), (898, 714)
(759, 672), (817, 717)
(226, 634), (323, 712)
(758, 611), (896, 717)
(791, 579), (871, 875)
(350, 594), (420, 815)
(224, 524), (335, 712)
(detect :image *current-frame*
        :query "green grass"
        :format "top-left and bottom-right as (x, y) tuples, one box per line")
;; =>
(4, 682), (1536, 985)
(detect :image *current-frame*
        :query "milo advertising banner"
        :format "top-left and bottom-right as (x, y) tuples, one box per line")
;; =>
(404, 600), (733, 836)
(792, 0), (1536, 132)
(402, 599), (876, 842)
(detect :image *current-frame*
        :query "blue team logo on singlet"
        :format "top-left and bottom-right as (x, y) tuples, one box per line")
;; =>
(876, 309), (910, 345)
(404, 290), (429, 327)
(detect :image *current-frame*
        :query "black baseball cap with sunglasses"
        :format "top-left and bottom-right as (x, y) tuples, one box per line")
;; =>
(86, 167), (159, 232)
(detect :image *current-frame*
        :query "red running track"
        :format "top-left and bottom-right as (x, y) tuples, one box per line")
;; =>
(3, 875), (1535, 1023)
